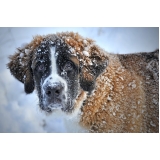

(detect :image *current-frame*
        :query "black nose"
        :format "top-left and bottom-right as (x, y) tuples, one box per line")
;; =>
(45, 82), (64, 97)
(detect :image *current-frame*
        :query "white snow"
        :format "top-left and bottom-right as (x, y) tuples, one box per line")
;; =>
(0, 27), (158, 133)
(83, 51), (89, 56)
(152, 98), (158, 105)
(128, 80), (136, 89)
(20, 53), (24, 58)
(25, 49), (30, 54)
(83, 39), (87, 44)
(55, 52), (59, 57)
(107, 96), (112, 101)
(70, 47), (75, 53)
(50, 41), (54, 45)
(61, 70), (67, 76)
(150, 121), (156, 127)
(42, 46), (68, 100)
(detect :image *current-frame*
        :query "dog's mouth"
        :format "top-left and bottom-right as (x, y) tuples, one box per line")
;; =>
(39, 96), (74, 113)
(40, 98), (64, 113)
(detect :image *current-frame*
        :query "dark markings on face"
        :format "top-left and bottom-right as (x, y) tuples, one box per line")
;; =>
(32, 38), (79, 113)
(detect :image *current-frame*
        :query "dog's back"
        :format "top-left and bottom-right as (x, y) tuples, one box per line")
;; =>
(118, 49), (159, 132)
(80, 50), (159, 133)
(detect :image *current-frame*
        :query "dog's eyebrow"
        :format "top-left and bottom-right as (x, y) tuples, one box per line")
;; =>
(70, 56), (79, 66)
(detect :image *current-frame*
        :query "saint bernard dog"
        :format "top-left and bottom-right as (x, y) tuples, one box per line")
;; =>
(7, 32), (159, 133)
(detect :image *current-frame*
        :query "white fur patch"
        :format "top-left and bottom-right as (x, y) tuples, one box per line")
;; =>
(42, 46), (67, 96)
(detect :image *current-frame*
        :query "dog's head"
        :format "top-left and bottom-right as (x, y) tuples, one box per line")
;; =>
(7, 32), (108, 113)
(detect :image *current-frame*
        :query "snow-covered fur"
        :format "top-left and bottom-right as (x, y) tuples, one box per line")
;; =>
(7, 32), (159, 133)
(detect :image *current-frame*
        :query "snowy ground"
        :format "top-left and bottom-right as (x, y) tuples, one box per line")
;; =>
(0, 27), (158, 132)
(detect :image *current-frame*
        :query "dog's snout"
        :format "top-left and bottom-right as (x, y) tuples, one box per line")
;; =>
(45, 82), (64, 97)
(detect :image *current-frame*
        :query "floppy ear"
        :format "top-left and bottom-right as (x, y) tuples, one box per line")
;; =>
(79, 53), (108, 93)
(7, 35), (44, 94)
(7, 46), (34, 94)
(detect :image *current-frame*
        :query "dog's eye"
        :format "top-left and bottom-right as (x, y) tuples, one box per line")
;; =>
(64, 61), (73, 71)
(37, 63), (45, 72)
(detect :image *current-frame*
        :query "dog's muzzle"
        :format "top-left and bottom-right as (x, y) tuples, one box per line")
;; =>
(42, 81), (66, 111)
(45, 82), (64, 99)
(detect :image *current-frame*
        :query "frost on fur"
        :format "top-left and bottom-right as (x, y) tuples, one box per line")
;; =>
(7, 32), (159, 133)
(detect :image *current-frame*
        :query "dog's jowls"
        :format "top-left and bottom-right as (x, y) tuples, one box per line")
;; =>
(7, 32), (159, 133)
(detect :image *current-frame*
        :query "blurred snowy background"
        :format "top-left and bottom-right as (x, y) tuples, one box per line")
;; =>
(0, 27), (159, 132)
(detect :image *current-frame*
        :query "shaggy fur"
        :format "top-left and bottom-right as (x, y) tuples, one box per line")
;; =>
(7, 32), (159, 133)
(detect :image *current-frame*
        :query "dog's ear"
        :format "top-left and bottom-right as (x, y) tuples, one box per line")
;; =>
(79, 50), (108, 93)
(7, 45), (35, 94)
(7, 36), (44, 94)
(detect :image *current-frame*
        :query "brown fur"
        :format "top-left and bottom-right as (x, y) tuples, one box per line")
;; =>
(7, 35), (44, 93)
(80, 54), (150, 132)
(70, 56), (79, 66)
(7, 32), (159, 133)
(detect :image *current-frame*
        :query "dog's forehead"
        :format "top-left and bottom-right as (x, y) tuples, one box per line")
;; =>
(33, 37), (77, 62)
(30, 32), (108, 70)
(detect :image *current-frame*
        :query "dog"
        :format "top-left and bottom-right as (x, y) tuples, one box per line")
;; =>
(7, 32), (159, 132)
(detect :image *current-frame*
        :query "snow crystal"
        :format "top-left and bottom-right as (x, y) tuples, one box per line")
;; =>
(83, 39), (87, 44)
(107, 96), (112, 101)
(132, 84), (136, 89)
(152, 98), (158, 105)
(25, 49), (30, 55)
(128, 80), (136, 89)
(41, 44), (45, 48)
(61, 70), (67, 76)
(50, 41), (54, 45)
(39, 59), (45, 63)
(20, 61), (24, 66)
(55, 52), (59, 57)
(141, 109), (145, 114)
(83, 51), (89, 57)
(70, 47), (75, 53)
(84, 47), (89, 51)
(20, 53), (24, 58)
(150, 121), (156, 127)
(88, 60), (93, 65)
